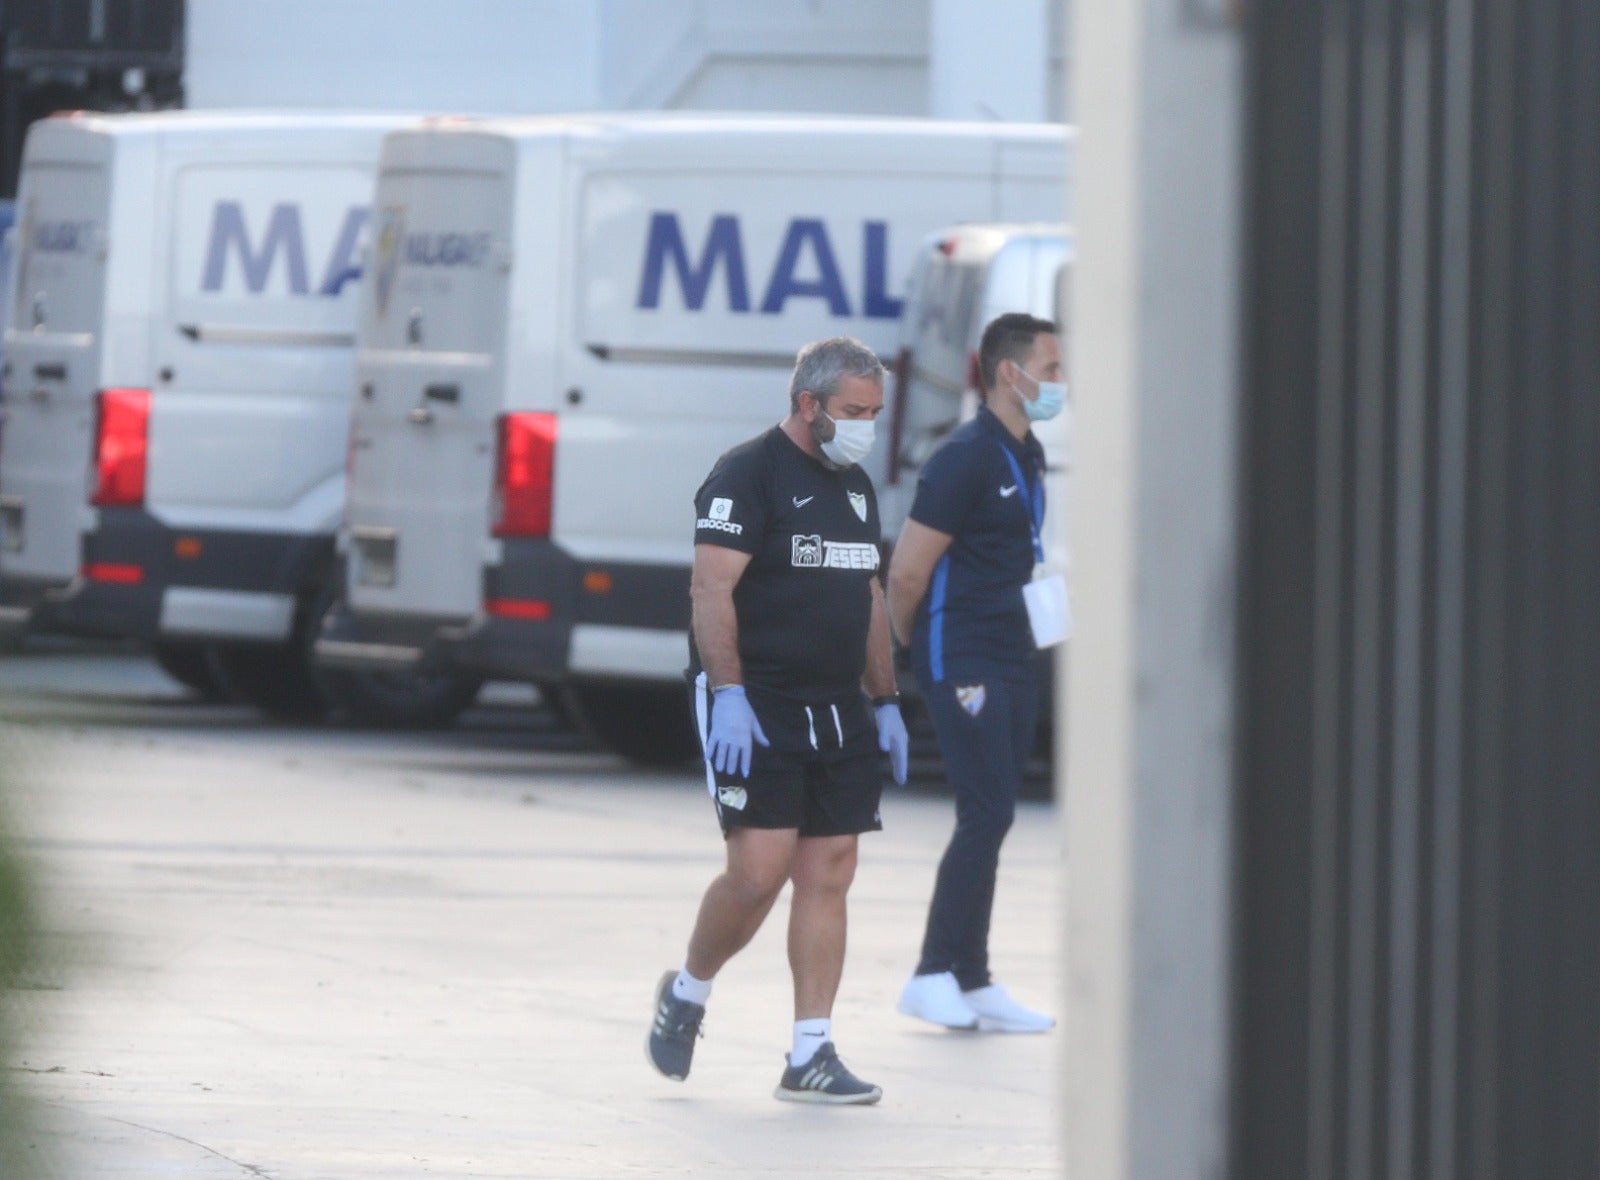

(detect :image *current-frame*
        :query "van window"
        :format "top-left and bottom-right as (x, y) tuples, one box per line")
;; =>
(1054, 260), (1072, 331)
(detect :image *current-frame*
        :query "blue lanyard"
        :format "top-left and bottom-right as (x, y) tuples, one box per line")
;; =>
(997, 443), (1045, 564)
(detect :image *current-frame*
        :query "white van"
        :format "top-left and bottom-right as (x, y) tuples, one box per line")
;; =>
(317, 114), (1069, 761)
(0, 110), (478, 724)
(875, 222), (1074, 561)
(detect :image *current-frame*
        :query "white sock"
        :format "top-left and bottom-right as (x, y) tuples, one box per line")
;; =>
(789, 1018), (831, 1067)
(672, 967), (712, 1006)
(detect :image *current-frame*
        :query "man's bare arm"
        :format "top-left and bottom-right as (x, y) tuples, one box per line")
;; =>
(885, 519), (955, 647)
(863, 578), (898, 700)
(690, 542), (753, 688)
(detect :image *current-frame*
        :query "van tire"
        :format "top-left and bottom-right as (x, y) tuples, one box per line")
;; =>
(151, 641), (234, 703)
(318, 666), (483, 730)
(211, 640), (331, 722)
(563, 684), (701, 766)
(298, 580), (481, 729)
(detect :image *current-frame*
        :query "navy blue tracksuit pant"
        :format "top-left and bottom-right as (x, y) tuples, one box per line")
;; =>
(914, 659), (1042, 990)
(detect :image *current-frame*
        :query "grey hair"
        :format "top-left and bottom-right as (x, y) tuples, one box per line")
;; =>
(788, 336), (887, 412)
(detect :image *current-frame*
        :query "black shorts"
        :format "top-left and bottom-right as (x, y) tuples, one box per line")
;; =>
(691, 676), (885, 838)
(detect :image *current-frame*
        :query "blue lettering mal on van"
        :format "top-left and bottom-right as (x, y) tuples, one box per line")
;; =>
(201, 202), (369, 297)
(635, 212), (904, 320)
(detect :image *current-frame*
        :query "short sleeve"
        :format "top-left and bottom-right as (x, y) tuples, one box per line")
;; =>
(908, 438), (987, 536)
(694, 450), (766, 554)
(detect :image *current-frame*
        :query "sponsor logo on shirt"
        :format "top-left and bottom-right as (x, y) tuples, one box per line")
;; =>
(791, 535), (880, 570)
(792, 495), (814, 508)
(698, 496), (743, 534)
(999, 485), (1020, 498)
(848, 491), (868, 522)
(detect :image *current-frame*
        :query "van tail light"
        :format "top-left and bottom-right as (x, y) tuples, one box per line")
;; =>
(491, 412), (556, 538)
(90, 388), (151, 507)
(83, 561), (143, 584)
(887, 346), (911, 485)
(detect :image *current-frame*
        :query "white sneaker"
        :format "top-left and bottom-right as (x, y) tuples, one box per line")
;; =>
(896, 971), (979, 1030)
(962, 984), (1055, 1033)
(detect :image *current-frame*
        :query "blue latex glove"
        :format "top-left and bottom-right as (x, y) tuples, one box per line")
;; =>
(875, 701), (909, 786)
(707, 685), (769, 779)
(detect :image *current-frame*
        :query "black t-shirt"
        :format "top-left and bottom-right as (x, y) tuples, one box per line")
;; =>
(690, 425), (882, 701)
(908, 406), (1045, 681)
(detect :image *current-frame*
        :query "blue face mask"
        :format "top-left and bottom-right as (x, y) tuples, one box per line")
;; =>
(1011, 365), (1067, 422)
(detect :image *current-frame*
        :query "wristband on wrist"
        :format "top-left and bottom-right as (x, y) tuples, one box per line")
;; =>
(871, 694), (899, 708)
(712, 683), (743, 694)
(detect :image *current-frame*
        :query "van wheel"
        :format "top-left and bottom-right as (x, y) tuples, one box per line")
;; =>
(211, 640), (331, 722)
(151, 641), (234, 703)
(318, 666), (483, 730)
(564, 684), (701, 766)
(301, 581), (480, 729)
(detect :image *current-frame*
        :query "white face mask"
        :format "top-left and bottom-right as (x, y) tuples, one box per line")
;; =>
(817, 412), (876, 467)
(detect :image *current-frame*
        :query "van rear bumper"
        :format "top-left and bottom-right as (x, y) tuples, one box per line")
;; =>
(316, 540), (692, 685)
(14, 509), (332, 642)
(0, 575), (70, 637)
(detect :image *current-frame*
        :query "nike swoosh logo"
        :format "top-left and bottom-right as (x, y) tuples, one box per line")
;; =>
(793, 495), (814, 508)
(999, 485), (1020, 498)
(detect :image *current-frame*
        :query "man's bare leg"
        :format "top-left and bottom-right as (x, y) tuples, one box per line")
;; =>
(786, 834), (859, 1019)
(685, 827), (797, 979)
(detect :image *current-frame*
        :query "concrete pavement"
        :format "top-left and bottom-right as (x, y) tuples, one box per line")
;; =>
(2, 652), (1063, 1178)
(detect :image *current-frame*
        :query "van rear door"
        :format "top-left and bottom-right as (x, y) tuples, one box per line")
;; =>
(0, 152), (112, 584)
(345, 142), (512, 618)
(151, 151), (380, 535)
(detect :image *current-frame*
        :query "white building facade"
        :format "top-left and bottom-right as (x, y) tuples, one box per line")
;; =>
(185, 0), (1066, 122)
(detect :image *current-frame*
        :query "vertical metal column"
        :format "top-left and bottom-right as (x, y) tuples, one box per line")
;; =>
(1233, 1), (1600, 1177)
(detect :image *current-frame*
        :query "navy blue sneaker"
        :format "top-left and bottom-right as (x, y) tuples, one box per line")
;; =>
(774, 1042), (882, 1105)
(646, 970), (705, 1081)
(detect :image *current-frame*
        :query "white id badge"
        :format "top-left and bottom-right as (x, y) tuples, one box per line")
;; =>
(1022, 573), (1072, 648)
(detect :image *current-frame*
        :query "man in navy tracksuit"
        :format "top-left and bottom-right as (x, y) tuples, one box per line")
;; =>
(886, 312), (1065, 1034)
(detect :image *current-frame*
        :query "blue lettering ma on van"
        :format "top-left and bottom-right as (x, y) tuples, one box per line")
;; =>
(201, 201), (369, 297)
(636, 212), (904, 320)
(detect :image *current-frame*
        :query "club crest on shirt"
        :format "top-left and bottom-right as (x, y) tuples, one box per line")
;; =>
(848, 490), (868, 522)
(717, 785), (748, 811)
(955, 684), (987, 716)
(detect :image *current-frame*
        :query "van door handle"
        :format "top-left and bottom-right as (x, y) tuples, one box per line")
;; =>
(424, 383), (459, 404)
(407, 406), (434, 425)
(33, 363), (66, 381)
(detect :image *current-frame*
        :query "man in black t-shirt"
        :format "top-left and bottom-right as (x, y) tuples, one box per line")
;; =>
(645, 337), (909, 1106)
